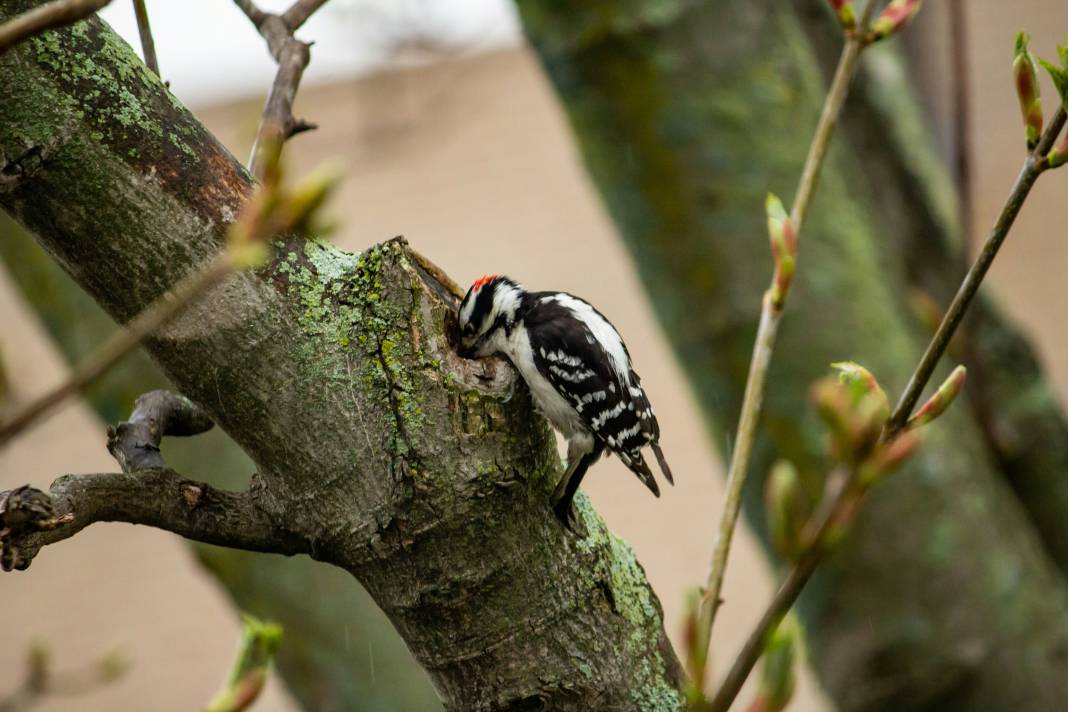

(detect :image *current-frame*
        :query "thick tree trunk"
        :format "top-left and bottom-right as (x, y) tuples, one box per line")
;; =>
(0, 213), (442, 711)
(517, 0), (1068, 709)
(0, 7), (684, 710)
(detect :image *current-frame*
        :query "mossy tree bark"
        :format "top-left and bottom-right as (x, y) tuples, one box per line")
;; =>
(0, 6), (684, 710)
(0, 212), (443, 712)
(518, 0), (1068, 709)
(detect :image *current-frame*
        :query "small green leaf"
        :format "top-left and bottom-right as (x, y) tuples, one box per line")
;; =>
(758, 615), (801, 711)
(1039, 38), (1068, 109)
(1040, 58), (1068, 108)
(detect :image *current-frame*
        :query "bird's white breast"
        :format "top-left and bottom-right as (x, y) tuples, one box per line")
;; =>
(507, 326), (587, 438)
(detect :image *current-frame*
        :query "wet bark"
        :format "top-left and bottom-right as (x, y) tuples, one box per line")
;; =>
(517, 0), (1068, 709)
(0, 5), (684, 710)
(0, 208), (444, 712)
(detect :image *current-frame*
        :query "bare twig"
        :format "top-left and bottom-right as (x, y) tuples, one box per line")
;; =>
(698, 0), (877, 657)
(0, 390), (309, 572)
(0, 0), (109, 56)
(234, 0), (332, 178)
(204, 615), (283, 712)
(707, 471), (851, 712)
(948, 0), (972, 256)
(884, 104), (1067, 438)
(281, 0), (329, 31)
(0, 469), (309, 571)
(131, 0), (159, 76)
(707, 103), (1068, 712)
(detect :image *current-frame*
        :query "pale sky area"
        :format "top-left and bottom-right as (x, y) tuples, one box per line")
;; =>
(99, 0), (521, 106)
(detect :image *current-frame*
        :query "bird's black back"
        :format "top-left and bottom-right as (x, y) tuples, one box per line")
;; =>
(521, 292), (664, 495)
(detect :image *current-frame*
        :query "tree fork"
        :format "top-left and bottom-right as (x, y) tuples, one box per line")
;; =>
(0, 6), (685, 709)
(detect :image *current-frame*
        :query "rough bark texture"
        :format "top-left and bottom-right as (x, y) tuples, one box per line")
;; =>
(0, 210), (443, 712)
(0, 7), (684, 710)
(517, 0), (1068, 709)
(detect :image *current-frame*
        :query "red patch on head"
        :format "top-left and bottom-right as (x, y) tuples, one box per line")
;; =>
(470, 274), (498, 292)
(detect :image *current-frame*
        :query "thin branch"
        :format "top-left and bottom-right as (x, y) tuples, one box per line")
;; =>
(948, 0), (972, 259)
(789, 13), (870, 230)
(0, 470), (308, 571)
(204, 616), (282, 712)
(234, 0), (332, 178)
(698, 0), (876, 656)
(0, 390), (309, 572)
(0, 0), (109, 56)
(232, 0), (267, 27)
(0, 253), (235, 449)
(706, 103), (1068, 712)
(706, 470), (852, 712)
(281, 0), (329, 31)
(884, 104), (1067, 438)
(131, 0), (159, 76)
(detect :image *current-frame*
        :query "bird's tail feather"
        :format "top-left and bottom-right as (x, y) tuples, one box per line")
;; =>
(629, 456), (661, 497)
(652, 443), (674, 485)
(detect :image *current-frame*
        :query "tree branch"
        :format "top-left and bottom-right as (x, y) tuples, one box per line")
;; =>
(699, 0), (876, 654)
(0, 390), (309, 571)
(234, 0), (330, 177)
(884, 104), (1067, 438)
(706, 468), (852, 712)
(708, 103), (1068, 712)
(281, 0), (329, 31)
(0, 12), (684, 707)
(0, 0), (108, 55)
(131, 0), (159, 76)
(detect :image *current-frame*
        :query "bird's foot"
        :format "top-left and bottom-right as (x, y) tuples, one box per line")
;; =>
(553, 498), (578, 531)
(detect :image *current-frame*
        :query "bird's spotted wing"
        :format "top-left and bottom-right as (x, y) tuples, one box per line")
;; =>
(525, 297), (664, 495)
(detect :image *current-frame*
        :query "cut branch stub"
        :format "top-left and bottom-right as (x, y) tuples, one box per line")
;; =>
(0, 485), (71, 570)
(105, 390), (214, 472)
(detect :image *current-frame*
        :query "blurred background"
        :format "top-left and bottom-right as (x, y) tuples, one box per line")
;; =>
(2, 1), (1068, 710)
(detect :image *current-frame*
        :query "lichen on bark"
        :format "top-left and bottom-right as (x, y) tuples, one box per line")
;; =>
(0, 5), (685, 709)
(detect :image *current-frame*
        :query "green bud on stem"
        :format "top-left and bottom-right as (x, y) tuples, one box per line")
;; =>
(827, 0), (856, 30)
(1015, 33), (1044, 150)
(1048, 132), (1068, 168)
(204, 615), (283, 712)
(871, 0), (923, 42)
(906, 365), (967, 431)
(765, 193), (797, 311)
(745, 614), (800, 712)
(682, 587), (709, 705)
(766, 461), (808, 563)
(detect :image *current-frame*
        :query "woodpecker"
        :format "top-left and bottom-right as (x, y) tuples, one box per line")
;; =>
(457, 275), (673, 527)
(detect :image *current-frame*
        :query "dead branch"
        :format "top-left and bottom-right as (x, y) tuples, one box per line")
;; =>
(0, 390), (309, 572)
(131, 0), (159, 76)
(0, 0), (109, 56)
(234, 0), (332, 178)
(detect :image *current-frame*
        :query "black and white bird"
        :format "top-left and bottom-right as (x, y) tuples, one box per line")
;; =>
(457, 275), (673, 526)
